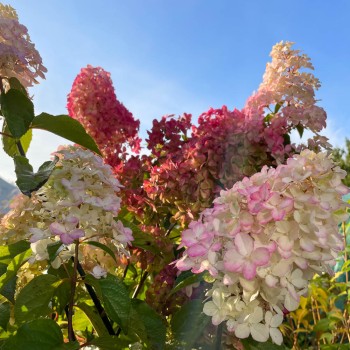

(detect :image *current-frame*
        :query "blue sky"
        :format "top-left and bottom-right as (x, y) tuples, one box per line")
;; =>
(1, 0), (350, 181)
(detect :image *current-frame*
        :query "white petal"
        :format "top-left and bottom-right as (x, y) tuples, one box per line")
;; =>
(235, 323), (250, 339)
(203, 301), (218, 317)
(270, 313), (283, 328)
(250, 323), (269, 342)
(284, 293), (300, 312)
(249, 306), (263, 324)
(270, 327), (283, 345)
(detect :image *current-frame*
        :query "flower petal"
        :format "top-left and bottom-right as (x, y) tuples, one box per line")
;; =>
(235, 323), (250, 339)
(250, 323), (269, 342)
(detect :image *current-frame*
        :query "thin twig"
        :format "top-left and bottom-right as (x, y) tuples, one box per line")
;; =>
(132, 270), (149, 299)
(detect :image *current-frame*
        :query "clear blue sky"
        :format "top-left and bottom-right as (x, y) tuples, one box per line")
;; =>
(1, 0), (350, 181)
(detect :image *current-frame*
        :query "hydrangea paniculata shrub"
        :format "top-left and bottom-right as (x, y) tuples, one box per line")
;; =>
(176, 150), (349, 344)
(0, 146), (133, 274)
(0, 4), (46, 88)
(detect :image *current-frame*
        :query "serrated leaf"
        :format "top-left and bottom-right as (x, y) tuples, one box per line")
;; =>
(87, 336), (131, 349)
(83, 241), (117, 263)
(131, 299), (166, 349)
(14, 155), (58, 196)
(0, 240), (30, 264)
(52, 279), (70, 315)
(0, 249), (32, 294)
(171, 270), (206, 295)
(76, 302), (110, 337)
(14, 274), (60, 323)
(171, 299), (210, 349)
(0, 302), (10, 330)
(1, 89), (34, 138)
(31, 113), (100, 155)
(2, 122), (32, 157)
(1, 319), (65, 350)
(0, 274), (17, 303)
(97, 274), (131, 332)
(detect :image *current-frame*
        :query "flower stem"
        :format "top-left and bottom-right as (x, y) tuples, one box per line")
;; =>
(215, 323), (223, 350)
(67, 242), (79, 342)
(76, 260), (115, 335)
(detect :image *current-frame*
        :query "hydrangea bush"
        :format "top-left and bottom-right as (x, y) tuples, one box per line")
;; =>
(0, 4), (348, 350)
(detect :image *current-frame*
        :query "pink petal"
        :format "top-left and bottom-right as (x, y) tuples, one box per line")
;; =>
(242, 261), (257, 280)
(50, 222), (66, 235)
(224, 249), (243, 272)
(60, 233), (75, 245)
(235, 233), (253, 257)
(252, 247), (270, 266)
(187, 244), (207, 257)
(70, 229), (85, 240)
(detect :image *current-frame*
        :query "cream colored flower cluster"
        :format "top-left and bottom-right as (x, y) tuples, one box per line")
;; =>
(177, 150), (348, 344)
(0, 146), (133, 273)
(0, 4), (46, 88)
(245, 41), (327, 150)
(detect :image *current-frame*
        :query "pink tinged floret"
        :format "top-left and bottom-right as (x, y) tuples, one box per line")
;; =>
(277, 236), (294, 258)
(49, 221), (85, 245)
(224, 233), (270, 280)
(187, 244), (208, 257)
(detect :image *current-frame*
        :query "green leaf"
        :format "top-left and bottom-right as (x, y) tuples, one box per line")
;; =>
(171, 299), (210, 349)
(76, 302), (110, 337)
(1, 319), (65, 350)
(61, 342), (80, 350)
(47, 242), (64, 262)
(263, 113), (273, 123)
(83, 241), (117, 263)
(14, 274), (60, 323)
(97, 274), (131, 332)
(14, 155), (58, 196)
(0, 240), (30, 264)
(87, 336), (131, 349)
(0, 274), (17, 304)
(240, 338), (288, 349)
(274, 103), (282, 114)
(131, 299), (166, 349)
(313, 318), (330, 332)
(1, 89), (34, 138)
(0, 249), (32, 294)
(296, 123), (304, 138)
(8, 78), (27, 96)
(0, 303), (10, 331)
(2, 122), (32, 157)
(52, 279), (70, 315)
(283, 133), (291, 146)
(31, 113), (101, 155)
(171, 270), (206, 295)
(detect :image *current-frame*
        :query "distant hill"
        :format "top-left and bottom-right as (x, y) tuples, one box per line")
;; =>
(0, 177), (18, 214)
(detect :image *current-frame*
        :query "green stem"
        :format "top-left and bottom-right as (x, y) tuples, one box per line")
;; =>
(16, 140), (26, 157)
(67, 242), (79, 342)
(132, 270), (149, 299)
(76, 260), (115, 335)
(0, 131), (13, 138)
(215, 323), (223, 350)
